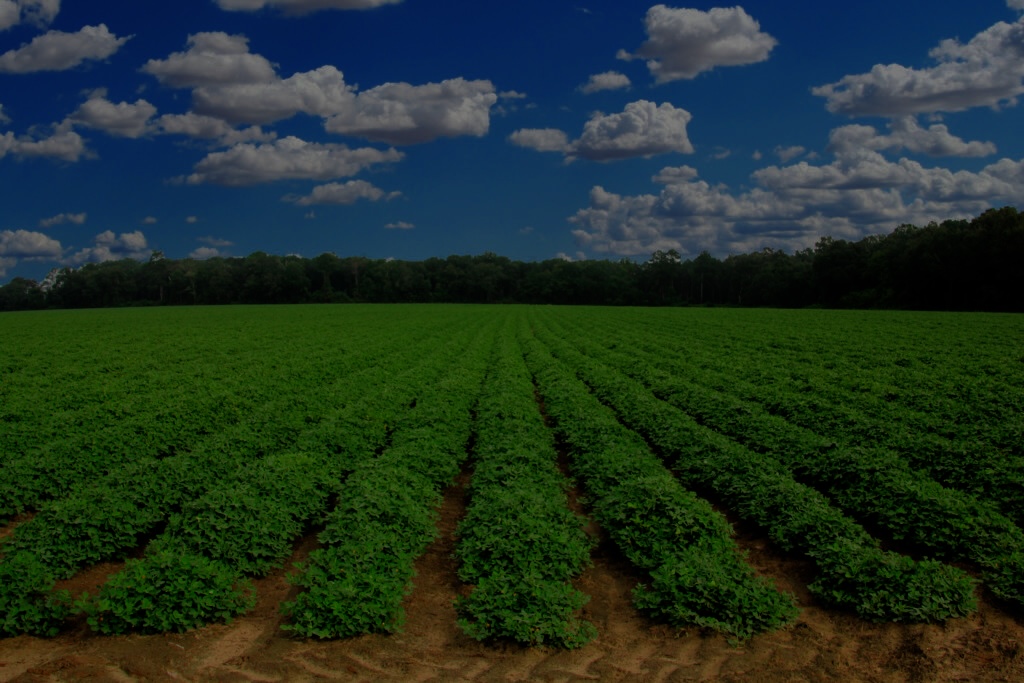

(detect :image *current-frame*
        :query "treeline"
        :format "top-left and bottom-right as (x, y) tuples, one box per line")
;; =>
(2, 207), (1021, 312)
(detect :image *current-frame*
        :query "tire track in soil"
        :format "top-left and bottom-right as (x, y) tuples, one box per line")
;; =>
(187, 533), (321, 682)
(4, 478), (1024, 681)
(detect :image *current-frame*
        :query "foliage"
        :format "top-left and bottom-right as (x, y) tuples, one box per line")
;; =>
(2, 304), (1022, 642)
(453, 329), (596, 647)
(456, 571), (597, 649)
(522, 328), (800, 640)
(83, 550), (256, 634)
(281, 325), (492, 639)
(3, 206), (1021, 311)
(0, 552), (71, 637)
(530, 319), (978, 622)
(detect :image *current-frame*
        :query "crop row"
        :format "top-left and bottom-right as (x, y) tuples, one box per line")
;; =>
(0, 317), (483, 636)
(281, 319), (495, 638)
(0, 313), (426, 521)
(576, 309), (1023, 458)
(620, 308), (1023, 428)
(519, 321), (798, 640)
(528, 315), (977, 622)
(553, 311), (1024, 525)
(453, 322), (595, 647)
(540, 318), (1024, 608)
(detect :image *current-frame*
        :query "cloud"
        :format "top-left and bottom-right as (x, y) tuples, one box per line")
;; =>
(618, 5), (777, 82)
(0, 24), (130, 74)
(573, 100), (694, 160)
(194, 236), (229, 246)
(324, 77), (498, 145)
(186, 216), (198, 224)
(508, 128), (570, 153)
(774, 145), (806, 162)
(512, 100), (693, 162)
(286, 179), (400, 205)
(214, 0), (402, 14)
(384, 221), (414, 229)
(0, 103), (9, 125)
(192, 65), (356, 125)
(142, 216), (157, 224)
(184, 135), (403, 186)
(198, 236), (233, 247)
(156, 112), (275, 145)
(1012, 0), (1024, 9)
(39, 211), (86, 227)
(189, 246), (222, 259)
(813, 18), (1024, 116)
(0, 0), (59, 31)
(66, 230), (149, 265)
(69, 94), (156, 138)
(828, 117), (997, 157)
(569, 136), (1024, 257)
(0, 228), (63, 258)
(652, 165), (699, 184)
(142, 32), (277, 88)
(0, 124), (88, 162)
(145, 34), (496, 145)
(579, 71), (631, 94)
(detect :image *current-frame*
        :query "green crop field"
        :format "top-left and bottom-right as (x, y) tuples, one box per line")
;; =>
(1, 305), (1023, 646)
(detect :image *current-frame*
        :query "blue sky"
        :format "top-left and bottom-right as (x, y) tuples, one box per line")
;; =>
(2, 0), (1023, 282)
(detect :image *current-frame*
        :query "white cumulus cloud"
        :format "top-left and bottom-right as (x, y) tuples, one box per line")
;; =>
(156, 112), (275, 146)
(774, 145), (806, 162)
(511, 100), (693, 162)
(189, 246), (222, 260)
(0, 124), (87, 162)
(145, 34), (495, 145)
(569, 130), (1024, 258)
(828, 117), (997, 157)
(184, 135), (403, 186)
(384, 221), (414, 230)
(813, 18), (1024, 116)
(192, 65), (356, 125)
(0, 0), (59, 31)
(618, 5), (777, 82)
(324, 78), (498, 145)
(214, 0), (402, 14)
(579, 71), (631, 94)
(66, 230), (149, 265)
(39, 212), (86, 227)
(69, 94), (156, 138)
(508, 128), (570, 153)
(0, 228), (63, 258)
(142, 32), (277, 88)
(286, 179), (400, 205)
(0, 24), (130, 73)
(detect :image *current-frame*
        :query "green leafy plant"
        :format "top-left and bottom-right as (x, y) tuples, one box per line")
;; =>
(83, 550), (256, 634)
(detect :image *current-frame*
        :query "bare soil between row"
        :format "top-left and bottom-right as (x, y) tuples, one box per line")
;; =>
(2, 479), (1023, 683)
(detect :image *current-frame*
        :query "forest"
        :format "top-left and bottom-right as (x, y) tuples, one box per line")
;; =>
(1, 206), (1021, 312)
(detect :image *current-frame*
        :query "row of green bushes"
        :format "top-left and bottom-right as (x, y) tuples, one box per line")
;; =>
(531, 320), (977, 622)
(521, 323), (798, 640)
(453, 324), (596, 647)
(281, 323), (495, 637)
(560, 329), (1024, 608)
(0, 324), (474, 636)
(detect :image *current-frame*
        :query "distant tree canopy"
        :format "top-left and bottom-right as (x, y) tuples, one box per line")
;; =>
(2, 207), (1022, 312)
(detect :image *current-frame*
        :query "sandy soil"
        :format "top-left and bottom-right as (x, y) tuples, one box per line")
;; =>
(1, 479), (1022, 683)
